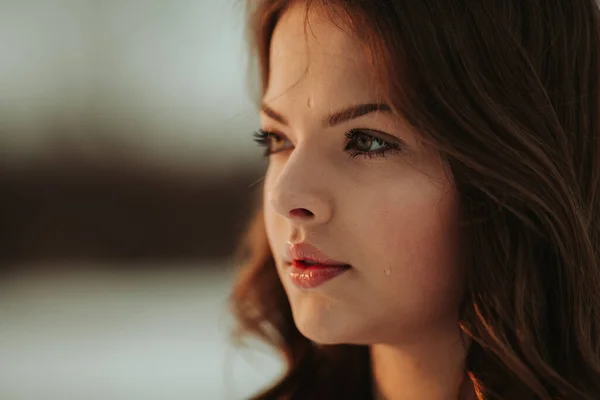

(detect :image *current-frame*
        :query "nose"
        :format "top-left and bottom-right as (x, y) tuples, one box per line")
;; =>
(266, 148), (333, 226)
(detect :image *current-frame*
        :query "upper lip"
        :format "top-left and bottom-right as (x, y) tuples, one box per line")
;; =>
(284, 242), (349, 266)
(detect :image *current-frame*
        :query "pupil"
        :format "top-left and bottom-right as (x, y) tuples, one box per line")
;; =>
(270, 135), (282, 150)
(357, 135), (372, 151)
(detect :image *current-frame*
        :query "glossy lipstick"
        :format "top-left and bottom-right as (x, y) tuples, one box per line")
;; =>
(285, 242), (351, 289)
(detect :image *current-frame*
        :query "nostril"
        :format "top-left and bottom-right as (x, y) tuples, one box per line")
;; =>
(289, 208), (314, 218)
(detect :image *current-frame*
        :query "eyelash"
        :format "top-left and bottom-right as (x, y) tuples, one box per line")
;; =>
(252, 129), (402, 159)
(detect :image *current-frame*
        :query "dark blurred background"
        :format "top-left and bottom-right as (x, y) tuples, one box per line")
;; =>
(0, 1), (282, 399)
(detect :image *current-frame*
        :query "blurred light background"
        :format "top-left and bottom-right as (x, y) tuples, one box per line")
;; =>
(0, 1), (283, 399)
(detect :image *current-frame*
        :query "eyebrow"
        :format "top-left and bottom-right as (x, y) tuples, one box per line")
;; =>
(260, 102), (393, 127)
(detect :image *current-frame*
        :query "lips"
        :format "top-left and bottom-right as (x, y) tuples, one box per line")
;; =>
(284, 242), (351, 289)
(285, 242), (350, 267)
(288, 264), (349, 289)
(292, 259), (350, 269)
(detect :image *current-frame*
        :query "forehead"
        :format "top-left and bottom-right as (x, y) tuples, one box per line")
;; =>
(264, 3), (383, 106)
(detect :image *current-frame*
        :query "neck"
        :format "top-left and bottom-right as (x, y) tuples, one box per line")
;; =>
(370, 329), (474, 400)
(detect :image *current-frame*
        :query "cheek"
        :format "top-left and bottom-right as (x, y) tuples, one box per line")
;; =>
(262, 163), (289, 259)
(262, 167), (279, 245)
(355, 183), (463, 321)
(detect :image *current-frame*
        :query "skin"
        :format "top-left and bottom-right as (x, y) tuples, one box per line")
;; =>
(260, 3), (474, 399)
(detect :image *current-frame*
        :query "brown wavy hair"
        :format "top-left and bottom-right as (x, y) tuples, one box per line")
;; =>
(229, 1), (600, 399)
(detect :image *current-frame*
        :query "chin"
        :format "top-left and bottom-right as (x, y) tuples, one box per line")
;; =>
(289, 298), (373, 345)
(296, 322), (346, 345)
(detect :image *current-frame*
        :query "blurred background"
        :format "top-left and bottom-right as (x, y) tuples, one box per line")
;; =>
(0, 1), (284, 399)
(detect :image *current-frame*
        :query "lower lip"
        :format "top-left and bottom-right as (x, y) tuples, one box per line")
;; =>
(287, 261), (350, 289)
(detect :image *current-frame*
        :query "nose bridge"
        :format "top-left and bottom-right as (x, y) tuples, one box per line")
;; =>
(267, 144), (333, 224)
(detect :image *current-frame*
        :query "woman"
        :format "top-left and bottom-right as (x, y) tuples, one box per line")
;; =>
(230, 1), (600, 399)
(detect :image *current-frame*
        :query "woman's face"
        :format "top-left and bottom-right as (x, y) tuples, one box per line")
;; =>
(262, 3), (465, 345)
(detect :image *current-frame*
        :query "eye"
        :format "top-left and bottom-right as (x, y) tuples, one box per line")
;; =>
(253, 129), (293, 156)
(253, 128), (404, 159)
(344, 129), (403, 159)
